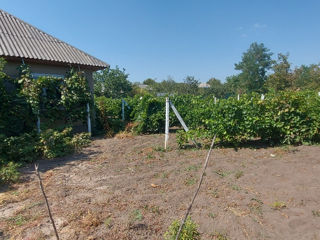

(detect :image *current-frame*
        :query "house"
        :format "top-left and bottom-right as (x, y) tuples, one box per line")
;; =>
(198, 82), (210, 88)
(0, 9), (108, 93)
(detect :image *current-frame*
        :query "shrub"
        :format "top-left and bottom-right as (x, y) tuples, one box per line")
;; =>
(39, 128), (91, 158)
(70, 132), (91, 151)
(164, 217), (200, 240)
(0, 133), (39, 163)
(0, 162), (20, 184)
(39, 128), (74, 158)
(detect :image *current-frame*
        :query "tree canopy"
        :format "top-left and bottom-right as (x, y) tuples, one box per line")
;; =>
(93, 66), (132, 98)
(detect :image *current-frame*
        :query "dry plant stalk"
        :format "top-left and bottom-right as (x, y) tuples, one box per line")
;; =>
(34, 164), (60, 240)
(175, 135), (216, 240)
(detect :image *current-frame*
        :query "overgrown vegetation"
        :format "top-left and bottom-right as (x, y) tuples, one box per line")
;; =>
(164, 217), (200, 240)
(95, 91), (320, 146)
(0, 59), (92, 184)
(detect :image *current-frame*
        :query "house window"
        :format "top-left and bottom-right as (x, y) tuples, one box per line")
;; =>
(31, 73), (64, 79)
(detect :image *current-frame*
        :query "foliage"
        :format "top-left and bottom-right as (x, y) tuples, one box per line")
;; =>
(234, 42), (274, 93)
(39, 128), (90, 158)
(176, 91), (320, 147)
(265, 53), (292, 91)
(0, 133), (39, 164)
(0, 162), (20, 184)
(95, 96), (125, 136)
(164, 216), (200, 240)
(70, 132), (91, 151)
(93, 66), (132, 98)
(205, 78), (226, 98)
(60, 69), (91, 122)
(0, 62), (35, 137)
(183, 76), (199, 95)
(95, 90), (320, 146)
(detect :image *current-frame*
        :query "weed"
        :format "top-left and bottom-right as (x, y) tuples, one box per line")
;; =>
(271, 201), (286, 210)
(153, 146), (166, 152)
(130, 209), (143, 222)
(185, 177), (196, 186)
(151, 206), (161, 215)
(231, 184), (241, 191)
(185, 164), (201, 172)
(211, 189), (219, 198)
(0, 162), (20, 184)
(7, 214), (27, 226)
(312, 210), (320, 217)
(211, 231), (228, 240)
(208, 212), (216, 219)
(147, 153), (155, 159)
(234, 170), (244, 179)
(161, 172), (169, 178)
(104, 217), (112, 228)
(164, 216), (200, 240)
(214, 169), (231, 178)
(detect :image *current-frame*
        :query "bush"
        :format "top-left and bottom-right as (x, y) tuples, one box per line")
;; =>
(164, 217), (200, 240)
(39, 128), (91, 158)
(70, 132), (91, 151)
(0, 162), (20, 184)
(39, 128), (74, 158)
(0, 133), (39, 163)
(95, 96), (125, 136)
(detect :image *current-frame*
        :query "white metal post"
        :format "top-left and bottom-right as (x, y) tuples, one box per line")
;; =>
(237, 94), (240, 101)
(87, 103), (91, 135)
(165, 97), (169, 149)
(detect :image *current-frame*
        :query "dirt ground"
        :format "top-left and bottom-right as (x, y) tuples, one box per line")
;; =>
(1, 134), (320, 240)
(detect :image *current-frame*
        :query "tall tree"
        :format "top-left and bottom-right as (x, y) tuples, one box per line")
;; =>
(205, 78), (225, 98)
(183, 76), (199, 95)
(292, 64), (320, 90)
(265, 53), (292, 91)
(93, 66), (132, 98)
(235, 42), (274, 93)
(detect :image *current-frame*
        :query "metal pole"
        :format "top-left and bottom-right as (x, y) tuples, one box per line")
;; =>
(87, 103), (91, 135)
(165, 97), (169, 149)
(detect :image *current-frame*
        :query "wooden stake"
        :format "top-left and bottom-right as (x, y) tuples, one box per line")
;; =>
(175, 135), (216, 240)
(34, 164), (60, 240)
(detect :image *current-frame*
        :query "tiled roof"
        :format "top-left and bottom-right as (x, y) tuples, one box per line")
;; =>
(0, 9), (108, 69)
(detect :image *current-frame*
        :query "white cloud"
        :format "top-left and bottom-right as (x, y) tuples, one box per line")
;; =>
(253, 23), (267, 29)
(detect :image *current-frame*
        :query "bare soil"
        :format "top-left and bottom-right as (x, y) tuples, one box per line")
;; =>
(1, 134), (320, 240)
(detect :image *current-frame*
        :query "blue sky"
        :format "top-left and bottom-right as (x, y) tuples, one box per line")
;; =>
(2, 0), (320, 83)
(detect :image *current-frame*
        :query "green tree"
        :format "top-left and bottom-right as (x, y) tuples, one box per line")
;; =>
(224, 75), (242, 96)
(143, 78), (157, 86)
(205, 77), (225, 98)
(292, 64), (320, 90)
(93, 66), (132, 98)
(265, 53), (292, 91)
(183, 76), (199, 95)
(235, 42), (274, 93)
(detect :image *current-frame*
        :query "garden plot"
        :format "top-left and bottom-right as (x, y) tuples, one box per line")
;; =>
(1, 134), (320, 239)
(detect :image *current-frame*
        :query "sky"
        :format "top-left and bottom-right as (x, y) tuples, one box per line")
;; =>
(1, 0), (320, 83)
